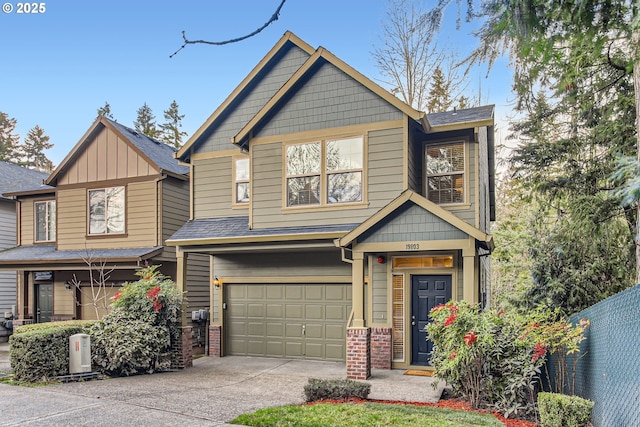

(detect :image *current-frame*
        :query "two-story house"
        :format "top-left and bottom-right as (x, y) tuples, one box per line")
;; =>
(0, 117), (209, 362)
(167, 31), (495, 379)
(0, 162), (50, 341)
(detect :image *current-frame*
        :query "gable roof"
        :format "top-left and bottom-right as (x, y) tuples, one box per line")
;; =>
(176, 31), (316, 161)
(231, 47), (427, 148)
(46, 117), (187, 186)
(0, 161), (51, 199)
(338, 190), (493, 250)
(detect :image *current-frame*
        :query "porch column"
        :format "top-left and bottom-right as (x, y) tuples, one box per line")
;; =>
(347, 251), (370, 379)
(176, 248), (188, 326)
(174, 247), (193, 368)
(351, 252), (365, 328)
(462, 248), (477, 304)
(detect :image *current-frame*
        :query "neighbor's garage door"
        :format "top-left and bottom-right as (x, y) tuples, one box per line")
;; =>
(225, 283), (351, 361)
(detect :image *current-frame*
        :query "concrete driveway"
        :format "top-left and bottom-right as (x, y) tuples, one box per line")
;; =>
(0, 354), (444, 426)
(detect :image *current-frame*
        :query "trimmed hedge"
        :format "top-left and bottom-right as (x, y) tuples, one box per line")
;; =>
(303, 378), (371, 402)
(14, 320), (95, 335)
(9, 321), (96, 382)
(538, 392), (594, 427)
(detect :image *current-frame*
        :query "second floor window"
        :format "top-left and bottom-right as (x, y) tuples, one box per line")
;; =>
(234, 157), (250, 204)
(286, 136), (363, 207)
(426, 142), (465, 204)
(35, 200), (56, 242)
(88, 186), (125, 235)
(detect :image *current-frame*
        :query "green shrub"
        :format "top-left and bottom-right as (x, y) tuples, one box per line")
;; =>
(9, 322), (94, 382)
(14, 320), (95, 335)
(90, 311), (170, 376)
(89, 265), (183, 376)
(303, 378), (371, 402)
(538, 392), (593, 427)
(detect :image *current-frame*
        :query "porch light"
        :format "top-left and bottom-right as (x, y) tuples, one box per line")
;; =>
(376, 256), (386, 264)
(213, 277), (222, 287)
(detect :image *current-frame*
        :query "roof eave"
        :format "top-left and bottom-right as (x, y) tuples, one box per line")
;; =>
(3, 187), (56, 198)
(166, 231), (349, 247)
(232, 46), (426, 147)
(428, 118), (494, 134)
(177, 31), (316, 160)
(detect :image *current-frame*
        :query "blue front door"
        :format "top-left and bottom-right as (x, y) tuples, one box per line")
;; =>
(411, 275), (451, 365)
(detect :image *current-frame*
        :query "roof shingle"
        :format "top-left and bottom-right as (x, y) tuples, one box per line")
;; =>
(0, 161), (52, 199)
(167, 216), (358, 242)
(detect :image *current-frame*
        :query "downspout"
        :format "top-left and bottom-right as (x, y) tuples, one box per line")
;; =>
(336, 240), (354, 326)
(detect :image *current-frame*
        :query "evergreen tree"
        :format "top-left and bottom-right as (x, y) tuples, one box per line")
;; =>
(0, 112), (21, 163)
(133, 103), (158, 138)
(97, 102), (114, 119)
(159, 100), (187, 148)
(20, 125), (54, 172)
(425, 67), (452, 113)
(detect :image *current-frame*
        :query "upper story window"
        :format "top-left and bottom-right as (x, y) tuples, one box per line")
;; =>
(234, 157), (250, 204)
(426, 142), (465, 204)
(88, 186), (125, 235)
(35, 200), (56, 242)
(286, 136), (363, 207)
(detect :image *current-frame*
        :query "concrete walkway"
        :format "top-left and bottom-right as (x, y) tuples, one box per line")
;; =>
(0, 343), (444, 426)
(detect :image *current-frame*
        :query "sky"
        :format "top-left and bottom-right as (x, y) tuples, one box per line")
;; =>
(0, 0), (514, 166)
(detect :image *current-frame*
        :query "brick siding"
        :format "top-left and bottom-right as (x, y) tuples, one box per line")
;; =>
(370, 327), (392, 369)
(346, 327), (371, 380)
(208, 324), (221, 357)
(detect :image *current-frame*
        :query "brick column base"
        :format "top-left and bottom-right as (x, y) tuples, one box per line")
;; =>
(346, 327), (371, 380)
(371, 327), (392, 369)
(208, 325), (222, 356)
(171, 326), (193, 369)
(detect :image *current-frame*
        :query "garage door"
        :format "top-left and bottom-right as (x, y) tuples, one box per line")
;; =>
(225, 283), (352, 361)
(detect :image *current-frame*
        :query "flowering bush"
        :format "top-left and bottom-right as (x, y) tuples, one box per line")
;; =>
(427, 302), (589, 420)
(427, 302), (545, 418)
(90, 266), (183, 376)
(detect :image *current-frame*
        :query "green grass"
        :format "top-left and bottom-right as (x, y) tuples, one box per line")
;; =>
(230, 402), (502, 427)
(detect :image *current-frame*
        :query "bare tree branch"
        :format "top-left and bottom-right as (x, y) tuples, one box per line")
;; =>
(170, 0), (287, 58)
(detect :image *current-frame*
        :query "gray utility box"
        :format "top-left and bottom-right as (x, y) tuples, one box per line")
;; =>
(69, 333), (91, 374)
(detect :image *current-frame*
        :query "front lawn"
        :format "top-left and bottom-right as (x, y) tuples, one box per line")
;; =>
(231, 401), (502, 427)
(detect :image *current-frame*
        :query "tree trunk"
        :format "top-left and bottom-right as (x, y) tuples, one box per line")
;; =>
(634, 28), (640, 284)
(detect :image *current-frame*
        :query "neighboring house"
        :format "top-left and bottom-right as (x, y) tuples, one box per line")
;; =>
(167, 31), (495, 379)
(0, 117), (209, 360)
(0, 162), (50, 341)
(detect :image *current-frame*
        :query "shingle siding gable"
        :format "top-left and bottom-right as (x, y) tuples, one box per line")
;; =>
(254, 60), (402, 138)
(195, 44), (312, 154)
(360, 203), (468, 244)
